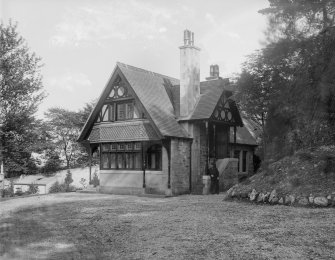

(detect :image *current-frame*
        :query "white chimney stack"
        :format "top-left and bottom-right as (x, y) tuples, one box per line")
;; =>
(179, 29), (200, 117)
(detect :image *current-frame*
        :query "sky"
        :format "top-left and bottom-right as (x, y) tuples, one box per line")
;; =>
(0, 0), (269, 118)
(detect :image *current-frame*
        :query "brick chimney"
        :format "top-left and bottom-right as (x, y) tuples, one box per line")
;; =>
(179, 29), (200, 117)
(206, 64), (220, 80)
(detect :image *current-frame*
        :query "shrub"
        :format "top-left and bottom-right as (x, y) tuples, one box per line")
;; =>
(49, 180), (76, 193)
(28, 183), (39, 194)
(79, 178), (87, 189)
(49, 181), (66, 193)
(64, 170), (73, 185)
(43, 154), (62, 175)
(90, 170), (100, 187)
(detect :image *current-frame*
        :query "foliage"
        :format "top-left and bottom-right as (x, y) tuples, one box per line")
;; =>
(42, 153), (62, 175)
(236, 0), (335, 160)
(44, 101), (94, 168)
(79, 178), (87, 189)
(49, 180), (75, 193)
(0, 21), (45, 177)
(27, 182), (39, 194)
(89, 170), (100, 187)
(2, 179), (14, 197)
(64, 170), (73, 185)
(49, 181), (66, 193)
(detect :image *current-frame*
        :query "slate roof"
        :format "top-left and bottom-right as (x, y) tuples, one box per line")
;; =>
(189, 82), (226, 120)
(229, 118), (260, 146)
(88, 120), (160, 143)
(117, 63), (188, 138)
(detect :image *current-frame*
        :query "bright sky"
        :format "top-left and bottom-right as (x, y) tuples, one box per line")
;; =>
(0, 0), (269, 118)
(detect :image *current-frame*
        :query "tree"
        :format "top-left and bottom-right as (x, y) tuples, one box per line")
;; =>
(44, 101), (94, 168)
(0, 21), (45, 177)
(45, 108), (83, 168)
(236, 0), (335, 159)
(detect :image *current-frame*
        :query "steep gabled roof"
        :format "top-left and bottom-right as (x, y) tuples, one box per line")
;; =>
(78, 62), (189, 142)
(117, 62), (188, 138)
(185, 79), (243, 126)
(229, 118), (260, 146)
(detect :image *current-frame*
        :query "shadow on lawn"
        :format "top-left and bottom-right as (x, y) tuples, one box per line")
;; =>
(0, 204), (81, 259)
(0, 198), (134, 260)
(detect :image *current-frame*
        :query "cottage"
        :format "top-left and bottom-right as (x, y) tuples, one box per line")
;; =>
(78, 30), (258, 196)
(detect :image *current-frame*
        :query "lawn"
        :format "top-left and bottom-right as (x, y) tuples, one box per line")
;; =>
(0, 193), (335, 260)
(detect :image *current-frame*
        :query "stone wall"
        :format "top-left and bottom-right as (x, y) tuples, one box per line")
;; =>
(170, 138), (191, 195)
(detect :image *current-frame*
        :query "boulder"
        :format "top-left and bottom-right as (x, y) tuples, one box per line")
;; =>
(231, 190), (237, 198)
(240, 191), (249, 199)
(227, 186), (236, 197)
(285, 194), (295, 205)
(271, 197), (279, 204)
(278, 197), (284, 204)
(249, 189), (258, 202)
(264, 192), (270, 202)
(314, 197), (328, 207)
(289, 195), (296, 204)
(327, 195), (332, 200)
(257, 193), (264, 203)
(297, 196), (309, 206)
(269, 189), (278, 204)
(308, 195), (314, 204)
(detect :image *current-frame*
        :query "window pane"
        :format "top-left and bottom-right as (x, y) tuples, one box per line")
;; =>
(111, 143), (117, 151)
(110, 153), (116, 169)
(102, 153), (109, 168)
(125, 153), (134, 169)
(117, 103), (125, 120)
(134, 142), (142, 150)
(126, 103), (134, 119)
(117, 153), (125, 169)
(150, 153), (156, 169)
(102, 105), (109, 122)
(118, 143), (125, 150)
(242, 151), (247, 172)
(134, 153), (142, 169)
(109, 104), (114, 121)
(126, 143), (133, 150)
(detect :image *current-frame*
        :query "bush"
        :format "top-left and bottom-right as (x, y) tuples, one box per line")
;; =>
(28, 182), (39, 194)
(64, 170), (73, 185)
(2, 180), (14, 197)
(49, 181), (65, 193)
(89, 170), (100, 187)
(49, 180), (76, 193)
(43, 154), (62, 175)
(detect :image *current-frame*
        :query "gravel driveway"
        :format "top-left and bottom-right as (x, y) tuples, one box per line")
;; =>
(1, 193), (335, 259)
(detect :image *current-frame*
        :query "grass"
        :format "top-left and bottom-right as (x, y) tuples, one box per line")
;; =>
(0, 193), (335, 259)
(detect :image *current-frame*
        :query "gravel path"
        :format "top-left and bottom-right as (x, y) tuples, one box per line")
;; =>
(1, 193), (335, 259)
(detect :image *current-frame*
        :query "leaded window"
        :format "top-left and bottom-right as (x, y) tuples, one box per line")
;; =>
(100, 142), (162, 170)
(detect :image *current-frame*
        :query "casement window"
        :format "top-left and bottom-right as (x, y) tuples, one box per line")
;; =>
(97, 102), (137, 122)
(101, 142), (162, 170)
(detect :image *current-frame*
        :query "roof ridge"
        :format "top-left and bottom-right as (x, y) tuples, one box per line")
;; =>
(117, 61), (179, 82)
